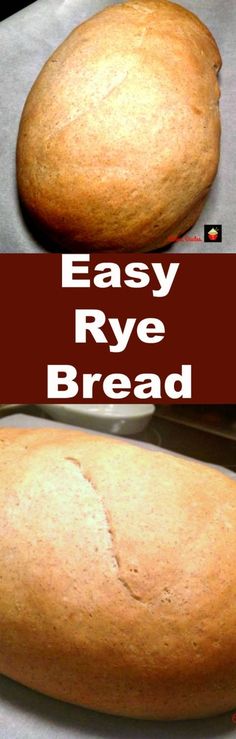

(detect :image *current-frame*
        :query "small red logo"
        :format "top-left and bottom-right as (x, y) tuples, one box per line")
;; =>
(231, 711), (236, 723)
(208, 227), (219, 241)
(204, 224), (222, 242)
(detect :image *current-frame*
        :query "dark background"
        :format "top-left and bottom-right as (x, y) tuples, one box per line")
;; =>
(0, 1), (36, 22)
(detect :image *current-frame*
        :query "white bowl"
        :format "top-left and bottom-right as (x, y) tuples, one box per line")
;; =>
(39, 404), (155, 436)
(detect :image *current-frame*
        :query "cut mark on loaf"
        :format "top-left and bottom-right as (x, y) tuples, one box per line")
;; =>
(65, 457), (143, 602)
(45, 68), (130, 144)
(44, 16), (155, 147)
(128, 2), (155, 14)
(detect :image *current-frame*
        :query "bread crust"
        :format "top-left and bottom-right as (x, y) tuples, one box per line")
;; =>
(16, 0), (221, 252)
(0, 428), (236, 720)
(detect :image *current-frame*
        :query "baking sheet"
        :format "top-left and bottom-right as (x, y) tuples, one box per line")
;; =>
(1, 412), (236, 477)
(0, 0), (236, 254)
(0, 412), (236, 739)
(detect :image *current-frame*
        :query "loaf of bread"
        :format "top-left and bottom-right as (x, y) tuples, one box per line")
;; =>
(16, 0), (221, 252)
(0, 428), (236, 720)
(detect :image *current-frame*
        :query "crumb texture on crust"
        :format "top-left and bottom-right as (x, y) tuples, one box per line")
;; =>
(1, 428), (235, 720)
(16, 0), (221, 252)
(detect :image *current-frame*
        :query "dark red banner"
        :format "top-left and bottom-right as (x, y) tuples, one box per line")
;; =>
(0, 253), (235, 403)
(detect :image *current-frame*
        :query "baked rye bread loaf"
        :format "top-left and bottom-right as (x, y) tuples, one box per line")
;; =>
(16, 0), (221, 252)
(0, 428), (236, 720)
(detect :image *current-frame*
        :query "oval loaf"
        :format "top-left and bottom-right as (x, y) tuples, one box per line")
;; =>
(16, 0), (222, 251)
(0, 428), (236, 720)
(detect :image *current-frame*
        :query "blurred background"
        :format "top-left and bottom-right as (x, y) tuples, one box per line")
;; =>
(0, 404), (235, 471)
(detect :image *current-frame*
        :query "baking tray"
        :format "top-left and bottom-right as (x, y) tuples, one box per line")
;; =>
(0, 413), (236, 738)
(0, 0), (235, 254)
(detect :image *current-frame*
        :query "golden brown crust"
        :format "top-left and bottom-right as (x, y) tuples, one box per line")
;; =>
(16, 0), (221, 252)
(0, 428), (236, 720)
